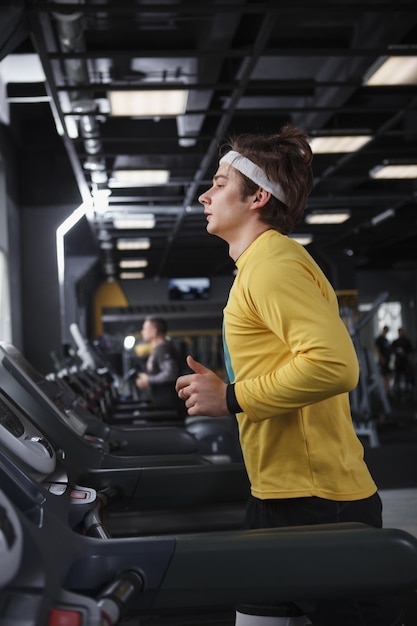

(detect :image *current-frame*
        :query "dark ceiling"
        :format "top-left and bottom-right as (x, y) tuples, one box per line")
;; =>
(4, 0), (417, 282)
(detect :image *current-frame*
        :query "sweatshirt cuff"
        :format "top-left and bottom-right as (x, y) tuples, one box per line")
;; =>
(226, 383), (242, 415)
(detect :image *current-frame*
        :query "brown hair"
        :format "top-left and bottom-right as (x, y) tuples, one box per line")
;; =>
(145, 316), (167, 336)
(220, 125), (314, 234)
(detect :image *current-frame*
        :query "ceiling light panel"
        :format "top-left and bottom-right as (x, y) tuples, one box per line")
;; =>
(369, 164), (417, 179)
(305, 211), (351, 224)
(309, 135), (372, 153)
(119, 259), (148, 269)
(290, 234), (313, 246)
(113, 214), (156, 229)
(119, 271), (145, 279)
(116, 238), (151, 250)
(111, 169), (169, 186)
(108, 89), (188, 116)
(364, 56), (417, 86)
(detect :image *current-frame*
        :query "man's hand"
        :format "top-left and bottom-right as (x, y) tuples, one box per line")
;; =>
(136, 372), (149, 389)
(176, 355), (229, 417)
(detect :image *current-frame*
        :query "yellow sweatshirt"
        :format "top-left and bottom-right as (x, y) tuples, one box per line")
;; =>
(223, 230), (376, 501)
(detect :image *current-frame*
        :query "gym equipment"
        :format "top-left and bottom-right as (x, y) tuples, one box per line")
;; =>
(54, 362), (186, 424)
(63, 326), (244, 461)
(0, 392), (416, 626)
(0, 489), (23, 590)
(0, 342), (208, 465)
(50, 365), (243, 462)
(69, 322), (97, 370)
(0, 343), (249, 531)
(342, 291), (391, 448)
(67, 322), (187, 422)
(0, 341), (242, 459)
(235, 611), (308, 625)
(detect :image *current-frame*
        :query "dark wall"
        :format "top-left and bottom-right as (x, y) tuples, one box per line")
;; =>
(0, 123), (23, 348)
(8, 75), (82, 372)
(1, 102), (83, 373)
(21, 203), (75, 374)
(6, 187), (23, 347)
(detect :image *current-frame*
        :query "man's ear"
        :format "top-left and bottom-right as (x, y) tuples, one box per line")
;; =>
(251, 187), (271, 210)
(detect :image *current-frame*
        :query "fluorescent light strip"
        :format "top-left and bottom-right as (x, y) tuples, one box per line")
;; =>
(364, 56), (417, 86)
(116, 238), (151, 250)
(370, 164), (417, 179)
(111, 169), (169, 186)
(119, 259), (148, 269)
(290, 234), (313, 246)
(109, 89), (188, 116)
(309, 135), (372, 154)
(113, 214), (155, 229)
(305, 211), (351, 224)
(120, 271), (145, 279)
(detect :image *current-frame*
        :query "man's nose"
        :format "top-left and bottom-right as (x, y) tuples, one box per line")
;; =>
(198, 190), (209, 205)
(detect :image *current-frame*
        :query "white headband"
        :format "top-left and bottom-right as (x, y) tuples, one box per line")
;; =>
(220, 150), (286, 204)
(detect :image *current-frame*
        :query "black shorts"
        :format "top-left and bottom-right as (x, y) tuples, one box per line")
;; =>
(237, 493), (404, 626)
(241, 492), (383, 530)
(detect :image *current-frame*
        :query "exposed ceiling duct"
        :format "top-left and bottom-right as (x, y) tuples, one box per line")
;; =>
(52, 2), (107, 192)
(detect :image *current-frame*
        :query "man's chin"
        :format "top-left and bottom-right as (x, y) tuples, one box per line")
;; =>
(206, 221), (216, 235)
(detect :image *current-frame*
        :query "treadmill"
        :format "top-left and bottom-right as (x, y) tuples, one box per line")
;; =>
(1, 388), (416, 626)
(66, 321), (200, 425)
(48, 365), (244, 463)
(0, 343), (249, 531)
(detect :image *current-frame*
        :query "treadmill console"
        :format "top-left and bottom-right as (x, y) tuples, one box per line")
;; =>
(0, 342), (88, 437)
(0, 390), (55, 475)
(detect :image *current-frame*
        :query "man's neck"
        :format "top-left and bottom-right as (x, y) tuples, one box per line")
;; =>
(151, 336), (165, 348)
(229, 225), (270, 262)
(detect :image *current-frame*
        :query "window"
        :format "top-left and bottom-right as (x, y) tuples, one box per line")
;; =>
(376, 301), (402, 343)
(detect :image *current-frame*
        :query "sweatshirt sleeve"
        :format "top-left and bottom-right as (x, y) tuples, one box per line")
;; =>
(147, 343), (180, 384)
